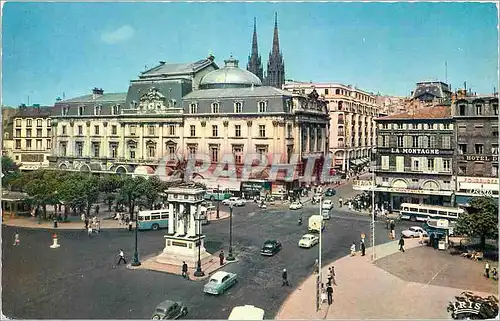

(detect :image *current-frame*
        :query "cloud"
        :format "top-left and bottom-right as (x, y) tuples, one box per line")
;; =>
(100, 25), (135, 44)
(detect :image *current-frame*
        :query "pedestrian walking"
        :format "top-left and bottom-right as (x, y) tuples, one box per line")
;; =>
(331, 266), (337, 285)
(88, 225), (93, 236)
(84, 217), (89, 229)
(81, 213), (85, 222)
(390, 220), (395, 240)
(418, 231), (424, 245)
(326, 284), (333, 305)
(339, 198), (343, 208)
(13, 232), (20, 246)
(95, 204), (100, 216)
(314, 259), (319, 274)
(117, 249), (127, 265)
(492, 267), (497, 280)
(282, 268), (290, 286)
(117, 213), (122, 225)
(485, 262), (490, 278)
(128, 220), (133, 232)
(398, 235), (405, 252)
(219, 250), (225, 266)
(181, 261), (189, 279)
(320, 286), (327, 304)
(361, 240), (366, 256)
(350, 242), (356, 256)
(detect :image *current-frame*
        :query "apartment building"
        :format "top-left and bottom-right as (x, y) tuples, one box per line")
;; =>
(373, 105), (455, 210)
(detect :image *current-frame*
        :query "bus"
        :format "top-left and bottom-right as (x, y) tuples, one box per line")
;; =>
(399, 203), (465, 222)
(137, 210), (169, 231)
(228, 305), (265, 320)
(204, 189), (232, 201)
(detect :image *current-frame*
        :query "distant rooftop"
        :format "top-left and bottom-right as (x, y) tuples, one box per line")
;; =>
(14, 105), (54, 117)
(378, 105), (451, 120)
(140, 58), (217, 77)
(59, 93), (127, 103)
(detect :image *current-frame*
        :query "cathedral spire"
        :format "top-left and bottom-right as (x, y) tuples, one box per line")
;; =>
(272, 12), (280, 55)
(247, 17), (264, 82)
(265, 12), (285, 89)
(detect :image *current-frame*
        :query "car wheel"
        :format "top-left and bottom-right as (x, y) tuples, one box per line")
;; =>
(181, 308), (188, 316)
(152, 315), (161, 320)
(152, 223), (159, 231)
(210, 196), (215, 201)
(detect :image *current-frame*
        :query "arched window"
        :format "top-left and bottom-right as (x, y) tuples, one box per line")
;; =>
(258, 101), (267, 113)
(338, 101), (343, 111)
(335, 89), (340, 95)
(211, 102), (220, 113)
(234, 102), (243, 113)
(78, 106), (85, 116)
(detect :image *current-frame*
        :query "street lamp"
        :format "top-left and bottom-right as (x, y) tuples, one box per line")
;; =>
(316, 199), (323, 312)
(370, 150), (376, 261)
(226, 204), (235, 261)
(131, 208), (141, 266)
(216, 184), (220, 219)
(193, 209), (205, 277)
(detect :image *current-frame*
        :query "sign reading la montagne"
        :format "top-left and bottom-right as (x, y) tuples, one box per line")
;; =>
(389, 148), (441, 155)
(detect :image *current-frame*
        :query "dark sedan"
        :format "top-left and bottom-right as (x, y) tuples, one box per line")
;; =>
(260, 240), (282, 256)
(325, 188), (336, 196)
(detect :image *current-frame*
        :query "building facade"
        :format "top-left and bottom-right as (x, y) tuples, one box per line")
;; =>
(282, 82), (378, 175)
(49, 55), (329, 194)
(9, 105), (54, 170)
(411, 81), (452, 103)
(372, 105), (455, 210)
(453, 93), (499, 205)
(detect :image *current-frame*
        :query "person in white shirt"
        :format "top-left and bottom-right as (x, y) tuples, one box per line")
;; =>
(13, 232), (20, 246)
(116, 213), (122, 225)
(88, 225), (93, 236)
(117, 249), (127, 265)
(418, 231), (424, 245)
(350, 242), (356, 256)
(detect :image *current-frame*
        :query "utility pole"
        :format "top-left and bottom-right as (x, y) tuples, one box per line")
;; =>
(370, 153), (376, 261)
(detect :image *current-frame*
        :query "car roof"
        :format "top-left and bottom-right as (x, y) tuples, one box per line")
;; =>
(212, 271), (229, 279)
(323, 200), (332, 202)
(302, 234), (315, 238)
(157, 300), (176, 309)
(264, 240), (277, 244)
(410, 226), (422, 229)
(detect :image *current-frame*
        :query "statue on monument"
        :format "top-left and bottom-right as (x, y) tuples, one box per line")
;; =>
(163, 148), (206, 187)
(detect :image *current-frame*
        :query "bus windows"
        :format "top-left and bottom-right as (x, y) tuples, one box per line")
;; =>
(418, 208), (427, 213)
(438, 211), (446, 216)
(151, 215), (160, 220)
(429, 209), (437, 215)
(448, 212), (458, 217)
(403, 207), (409, 211)
(161, 214), (168, 219)
(138, 216), (144, 221)
(143, 216), (151, 221)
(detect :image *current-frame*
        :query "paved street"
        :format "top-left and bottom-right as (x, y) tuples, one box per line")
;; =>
(2, 183), (416, 319)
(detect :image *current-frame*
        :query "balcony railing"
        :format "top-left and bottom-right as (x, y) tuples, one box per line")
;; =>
(375, 166), (452, 174)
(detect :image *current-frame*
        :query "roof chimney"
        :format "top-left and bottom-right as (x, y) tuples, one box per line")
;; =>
(207, 53), (215, 61)
(56, 97), (62, 102)
(159, 61), (166, 65)
(92, 87), (104, 99)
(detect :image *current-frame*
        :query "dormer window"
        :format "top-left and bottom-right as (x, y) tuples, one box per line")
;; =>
(112, 105), (120, 115)
(94, 105), (102, 116)
(78, 106), (85, 116)
(234, 102), (243, 113)
(62, 106), (69, 116)
(475, 104), (483, 115)
(130, 100), (137, 109)
(211, 102), (220, 113)
(258, 101), (267, 113)
(189, 103), (198, 114)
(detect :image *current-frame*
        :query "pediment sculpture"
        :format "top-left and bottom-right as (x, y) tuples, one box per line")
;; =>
(139, 87), (166, 112)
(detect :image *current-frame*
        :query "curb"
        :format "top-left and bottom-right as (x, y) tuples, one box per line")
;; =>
(2, 221), (125, 231)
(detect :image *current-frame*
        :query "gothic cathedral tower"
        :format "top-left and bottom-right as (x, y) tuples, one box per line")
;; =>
(247, 17), (264, 82)
(264, 12), (285, 89)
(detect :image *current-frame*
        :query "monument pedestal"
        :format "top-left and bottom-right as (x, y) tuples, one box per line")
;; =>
(156, 234), (212, 268)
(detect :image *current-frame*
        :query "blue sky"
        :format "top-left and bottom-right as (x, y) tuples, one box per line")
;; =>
(2, 2), (498, 107)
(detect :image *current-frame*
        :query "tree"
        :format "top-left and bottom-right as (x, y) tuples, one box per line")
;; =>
(23, 170), (61, 218)
(99, 174), (122, 212)
(2, 156), (21, 188)
(119, 176), (147, 220)
(455, 196), (498, 250)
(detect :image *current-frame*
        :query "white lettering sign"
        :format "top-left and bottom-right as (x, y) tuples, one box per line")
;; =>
(390, 148), (440, 155)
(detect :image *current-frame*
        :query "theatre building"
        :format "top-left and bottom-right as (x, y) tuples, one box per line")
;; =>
(373, 105), (455, 210)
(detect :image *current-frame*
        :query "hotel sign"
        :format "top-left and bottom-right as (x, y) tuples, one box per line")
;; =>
(378, 148), (453, 155)
(464, 155), (498, 162)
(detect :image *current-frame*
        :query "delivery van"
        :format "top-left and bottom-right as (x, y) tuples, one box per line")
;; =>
(308, 215), (325, 233)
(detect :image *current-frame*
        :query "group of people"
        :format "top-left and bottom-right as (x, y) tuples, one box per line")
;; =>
(81, 213), (101, 236)
(114, 212), (134, 231)
(350, 239), (366, 256)
(484, 262), (498, 280)
(320, 266), (337, 305)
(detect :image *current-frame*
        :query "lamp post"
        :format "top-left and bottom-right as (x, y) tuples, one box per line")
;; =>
(131, 208), (141, 266)
(370, 150), (376, 261)
(193, 209), (205, 277)
(216, 184), (220, 219)
(316, 199), (323, 312)
(226, 204), (235, 261)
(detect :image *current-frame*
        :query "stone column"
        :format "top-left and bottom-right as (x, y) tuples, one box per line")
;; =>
(187, 204), (196, 237)
(168, 203), (175, 234)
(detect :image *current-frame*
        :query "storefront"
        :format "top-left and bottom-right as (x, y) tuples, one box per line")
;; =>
(240, 180), (271, 199)
(374, 187), (453, 211)
(455, 176), (499, 207)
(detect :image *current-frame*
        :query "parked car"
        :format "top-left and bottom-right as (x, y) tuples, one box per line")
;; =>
(322, 200), (334, 210)
(298, 234), (319, 248)
(151, 300), (188, 319)
(321, 209), (331, 220)
(222, 197), (245, 207)
(260, 240), (282, 256)
(289, 202), (303, 210)
(402, 226), (428, 238)
(325, 188), (336, 196)
(203, 271), (238, 295)
(228, 305), (265, 320)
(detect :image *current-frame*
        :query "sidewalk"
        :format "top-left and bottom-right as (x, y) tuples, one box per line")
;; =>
(275, 238), (496, 319)
(2, 210), (231, 230)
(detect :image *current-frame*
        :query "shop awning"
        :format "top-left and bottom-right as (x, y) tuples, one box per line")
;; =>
(350, 159), (364, 166)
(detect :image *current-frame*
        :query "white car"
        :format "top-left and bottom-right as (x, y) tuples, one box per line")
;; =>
(298, 234), (319, 248)
(322, 200), (333, 210)
(289, 202), (303, 210)
(222, 197), (245, 207)
(401, 226), (428, 238)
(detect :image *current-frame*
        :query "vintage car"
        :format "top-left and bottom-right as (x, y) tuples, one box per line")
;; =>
(402, 226), (428, 238)
(228, 305), (265, 320)
(203, 271), (238, 295)
(289, 202), (303, 210)
(260, 240), (282, 256)
(299, 234), (319, 248)
(151, 300), (188, 319)
(222, 197), (246, 207)
(324, 188), (336, 196)
(322, 200), (334, 210)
